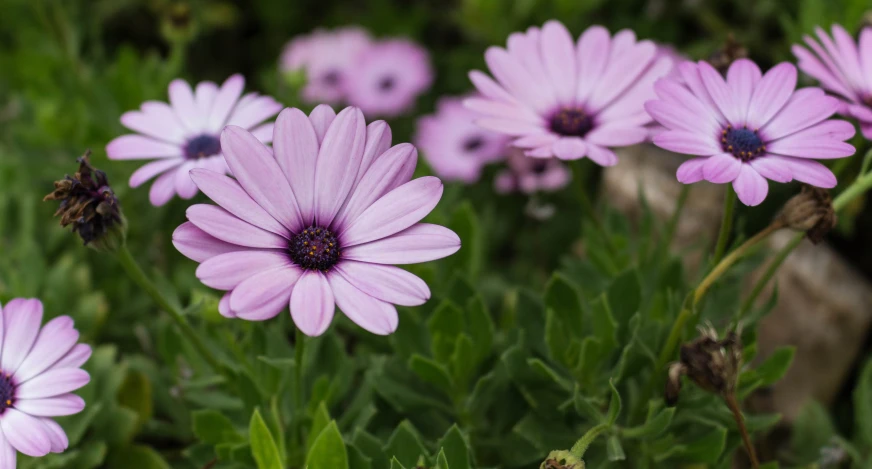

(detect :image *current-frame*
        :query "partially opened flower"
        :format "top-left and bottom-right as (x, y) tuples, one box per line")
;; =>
(466, 21), (673, 164)
(107, 75), (282, 206)
(173, 105), (460, 336)
(646, 59), (855, 206)
(494, 149), (570, 194)
(792, 25), (872, 138)
(415, 96), (509, 183)
(345, 40), (433, 117)
(280, 27), (373, 104)
(0, 298), (92, 465)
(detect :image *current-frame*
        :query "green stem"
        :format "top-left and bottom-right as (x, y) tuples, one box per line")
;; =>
(570, 423), (609, 459)
(711, 187), (736, 265)
(115, 245), (222, 372)
(293, 328), (307, 446)
(833, 170), (872, 211)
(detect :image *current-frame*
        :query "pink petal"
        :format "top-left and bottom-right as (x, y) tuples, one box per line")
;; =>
(747, 62), (797, 128)
(120, 104), (186, 144)
(250, 123), (275, 143)
(831, 25), (866, 90)
(16, 369), (90, 399)
(227, 96), (283, 130)
(129, 159), (183, 188)
(0, 430), (15, 468)
(848, 104), (872, 122)
(172, 222), (242, 262)
(341, 177), (443, 247)
(168, 79), (203, 132)
(186, 205), (288, 249)
(726, 59), (762, 122)
(732, 164), (769, 206)
(476, 118), (545, 136)
(343, 224), (460, 265)
(328, 273), (398, 335)
(106, 135), (182, 160)
(586, 125), (648, 147)
(358, 120), (393, 179)
(749, 156), (792, 183)
(861, 29), (872, 90)
(576, 25), (611, 103)
(468, 70), (517, 103)
(38, 418), (68, 453)
(230, 266), (302, 321)
(0, 409), (51, 457)
(588, 40), (657, 112)
(221, 125), (304, 232)
(174, 161), (199, 200)
(334, 143), (417, 230)
(760, 89), (839, 140)
(14, 317), (78, 383)
(766, 137), (855, 159)
(309, 105), (337, 144)
(49, 344), (92, 371)
(651, 78), (722, 134)
(597, 56), (673, 124)
(194, 81), (219, 117)
(792, 44), (854, 99)
(273, 108), (319, 225)
(540, 20), (577, 104)
(769, 155), (837, 188)
(702, 153), (742, 183)
(335, 261), (430, 306)
(463, 97), (542, 123)
(653, 130), (721, 156)
(676, 157), (708, 183)
(678, 61), (720, 114)
(15, 395), (85, 417)
(513, 134), (558, 148)
(699, 61), (740, 126)
(552, 137), (586, 160)
(218, 292), (236, 318)
(772, 118), (855, 141)
(1, 298), (43, 374)
(207, 74), (246, 131)
(290, 271), (335, 337)
(190, 169), (288, 236)
(314, 107), (367, 227)
(149, 170), (177, 206)
(197, 250), (291, 290)
(485, 46), (554, 113)
(585, 144), (619, 167)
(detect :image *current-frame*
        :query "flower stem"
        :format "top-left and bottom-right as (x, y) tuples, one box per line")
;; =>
(115, 244), (222, 372)
(711, 187), (736, 265)
(293, 327), (307, 445)
(570, 423), (609, 459)
(725, 392), (760, 469)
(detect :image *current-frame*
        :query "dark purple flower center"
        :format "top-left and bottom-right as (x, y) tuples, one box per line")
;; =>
(721, 126), (765, 162)
(549, 108), (594, 138)
(379, 76), (396, 92)
(289, 226), (341, 271)
(531, 160), (549, 175)
(322, 70), (341, 86)
(0, 373), (14, 415)
(184, 134), (222, 160)
(462, 135), (485, 153)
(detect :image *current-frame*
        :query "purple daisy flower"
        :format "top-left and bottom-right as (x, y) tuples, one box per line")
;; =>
(494, 149), (571, 194)
(280, 27), (373, 104)
(106, 75), (282, 206)
(414, 96), (509, 183)
(345, 40), (433, 117)
(792, 25), (872, 138)
(0, 299), (92, 465)
(172, 105), (460, 336)
(465, 21), (673, 164)
(646, 59), (856, 206)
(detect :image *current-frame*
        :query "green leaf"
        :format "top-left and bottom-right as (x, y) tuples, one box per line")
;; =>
(390, 457), (409, 469)
(622, 404), (675, 439)
(607, 270), (642, 328)
(544, 273), (584, 337)
(450, 334), (476, 386)
(116, 369), (153, 435)
(437, 425), (471, 469)
(466, 295), (494, 364)
(754, 347), (795, 386)
(308, 401), (331, 451)
(352, 429), (389, 469)
(854, 358), (872, 446)
(307, 421), (349, 469)
(409, 354), (453, 395)
(606, 435), (626, 461)
(192, 409), (244, 445)
(590, 294), (618, 354)
(348, 443), (373, 469)
(106, 445), (170, 469)
(791, 401), (836, 463)
(384, 421), (429, 468)
(249, 409), (283, 469)
(674, 428), (727, 464)
(428, 301), (465, 363)
(434, 449), (450, 469)
(606, 379), (622, 426)
(445, 201), (482, 278)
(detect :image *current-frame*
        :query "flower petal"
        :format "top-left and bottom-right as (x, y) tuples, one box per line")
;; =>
(328, 273), (398, 335)
(576, 25), (611, 103)
(699, 61), (740, 125)
(227, 96), (283, 130)
(15, 395), (85, 417)
(106, 135), (182, 160)
(16, 369), (90, 399)
(290, 271), (335, 337)
(230, 266), (302, 321)
(335, 261), (430, 306)
(187, 204), (288, 249)
(0, 430), (16, 468)
(588, 40), (657, 112)
(314, 107), (367, 227)
(174, 161), (199, 199)
(359, 120), (393, 176)
(0, 409), (51, 457)
(1, 299), (43, 374)
(190, 169), (288, 236)
(120, 103), (186, 144)
(676, 157), (708, 183)
(732, 165), (769, 206)
(273, 108), (319, 225)
(148, 170), (178, 206)
(469, 70), (517, 103)
(207, 74), (245, 131)
(726, 59), (762, 122)
(49, 344), (92, 371)
(168, 79), (203, 132)
(540, 20), (577, 104)
(38, 418), (68, 453)
(749, 156), (792, 183)
(14, 317), (78, 383)
(585, 144), (619, 167)
(197, 251), (292, 290)
(309, 105), (337, 144)
(552, 137), (586, 160)
(768, 155), (837, 188)
(585, 125), (648, 147)
(172, 222), (243, 262)
(761, 89), (839, 140)
(343, 223), (461, 265)
(129, 159), (183, 188)
(766, 138), (855, 159)
(747, 62), (797, 128)
(653, 130), (721, 156)
(702, 153), (742, 183)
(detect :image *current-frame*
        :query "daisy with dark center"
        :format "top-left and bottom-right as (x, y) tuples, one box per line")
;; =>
(346, 40), (433, 117)
(646, 59), (855, 206)
(792, 25), (872, 139)
(415, 96), (509, 183)
(173, 105), (460, 336)
(465, 21), (674, 164)
(106, 74), (282, 206)
(0, 299), (92, 466)
(494, 149), (570, 194)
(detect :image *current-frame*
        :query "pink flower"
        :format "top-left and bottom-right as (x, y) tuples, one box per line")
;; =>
(345, 40), (433, 117)
(494, 149), (571, 194)
(466, 21), (673, 164)
(646, 59), (856, 206)
(792, 25), (872, 139)
(106, 75), (282, 206)
(280, 27), (373, 104)
(0, 299), (92, 465)
(172, 106), (460, 336)
(414, 96), (509, 183)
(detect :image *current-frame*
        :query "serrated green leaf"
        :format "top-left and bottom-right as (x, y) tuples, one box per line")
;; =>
(249, 409), (282, 469)
(437, 425), (471, 469)
(352, 429), (389, 469)
(306, 421), (349, 469)
(384, 421), (428, 467)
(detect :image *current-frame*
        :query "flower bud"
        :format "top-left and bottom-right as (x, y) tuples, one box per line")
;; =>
(777, 185), (837, 244)
(666, 326), (742, 405)
(707, 34), (748, 74)
(541, 451), (584, 469)
(44, 151), (127, 253)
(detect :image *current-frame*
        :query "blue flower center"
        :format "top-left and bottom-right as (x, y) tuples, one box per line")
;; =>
(549, 108), (594, 138)
(721, 126), (765, 162)
(0, 373), (14, 414)
(462, 135), (485, 153)
(184, 134), (222, 160)
(289, 226), (341, 271)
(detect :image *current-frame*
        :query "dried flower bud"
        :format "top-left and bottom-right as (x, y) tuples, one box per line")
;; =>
(541, 451), (584, 469)
(777, 185), (837, 244)
(666, 326), (742, 405)
(161, 3), (198, 44)
(44, 151), (127, 252)
(707, 33), (748, 74)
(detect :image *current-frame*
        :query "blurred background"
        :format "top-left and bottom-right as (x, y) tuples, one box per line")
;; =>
(1, 0), (872, 467)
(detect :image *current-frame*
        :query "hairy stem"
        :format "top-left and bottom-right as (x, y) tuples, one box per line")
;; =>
(570, 423), (610, 459)
(725, 392), (760, 469)
(711, 187), (736, 265)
